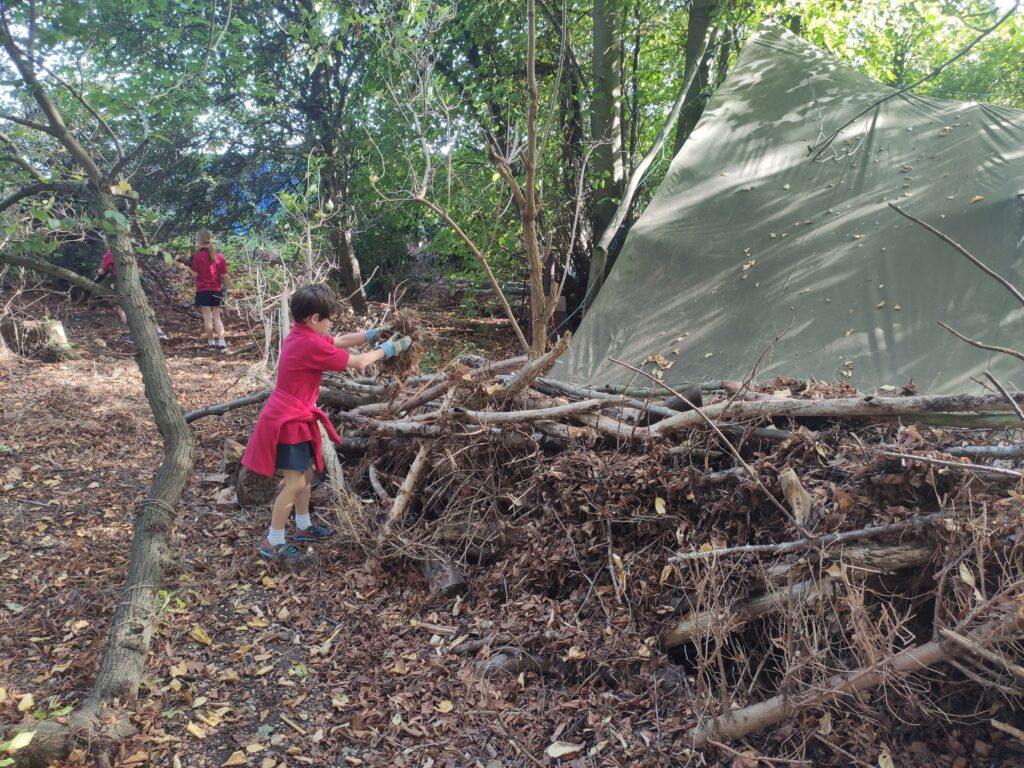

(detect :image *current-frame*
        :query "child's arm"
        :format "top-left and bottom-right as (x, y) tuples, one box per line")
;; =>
(345, 347), (387, 372)
(332, 330), (373, 348)
(342, 335), (412, 372)
(332, 322), (392, 348)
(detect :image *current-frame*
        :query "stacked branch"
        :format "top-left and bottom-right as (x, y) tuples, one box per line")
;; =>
(190, 346), (1024, 761)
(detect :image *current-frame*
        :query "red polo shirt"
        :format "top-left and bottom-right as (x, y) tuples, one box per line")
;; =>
(190, 247), (228, 292)
(273, 322), (350, 444)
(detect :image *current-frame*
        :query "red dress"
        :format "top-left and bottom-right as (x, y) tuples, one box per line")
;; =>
(241, 323), (350, 477)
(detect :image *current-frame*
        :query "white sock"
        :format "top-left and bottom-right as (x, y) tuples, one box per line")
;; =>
(207, 340), (215, 348)
(267, 526), (286, 546)
(218, 338), (227, 347)
(295, 513), (312, 531)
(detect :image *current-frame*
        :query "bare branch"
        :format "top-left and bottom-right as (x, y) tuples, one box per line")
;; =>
(670, 513), (940, 563)
(891, 203), (1024, 307)
(0, 111), (61, 137)
(811, 2), (1020, 160)
(40, 64), (124, 160)
(983, 370), (1024, 423)
(0, 180), (81, 215)
(0, 129), (45, 181)
(411, 195), (530, 353)
(938, 321), (1024, 366)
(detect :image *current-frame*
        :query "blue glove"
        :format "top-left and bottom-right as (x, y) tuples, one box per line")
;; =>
(376, 335), (412, 359)
(365, 327), (381, 344)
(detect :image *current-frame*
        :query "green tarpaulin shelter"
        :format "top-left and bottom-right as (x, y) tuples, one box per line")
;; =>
(554, 24), (1024, 393)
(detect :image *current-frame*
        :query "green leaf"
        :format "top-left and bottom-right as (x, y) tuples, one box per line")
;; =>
(6, 730), (35, 752)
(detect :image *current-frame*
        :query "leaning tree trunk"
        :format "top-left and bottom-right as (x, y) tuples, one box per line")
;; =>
(79, 193), (197, 714)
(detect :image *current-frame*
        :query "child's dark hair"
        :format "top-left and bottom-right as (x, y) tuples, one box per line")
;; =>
(290, 284), (341, 323)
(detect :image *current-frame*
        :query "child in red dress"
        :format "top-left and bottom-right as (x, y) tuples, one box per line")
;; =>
(241, 284), (411, 561)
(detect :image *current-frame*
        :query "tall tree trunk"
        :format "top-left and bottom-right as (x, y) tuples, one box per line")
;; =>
(330, 224), (368, 315)
(557, 64), (589, 325)
(673, 0), (719, 154)
(586, 0), (624, 303)
(524, 0), (545, 357)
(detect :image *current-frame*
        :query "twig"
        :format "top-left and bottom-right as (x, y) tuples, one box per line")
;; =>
(992, 719), (1024, 747)
(984, 370), (1024, 423)
(670, 514), (939, 562)
(878, 450), (1023, 480)
(280, 715), (307, 736)
(708, 738), (811, 766)
(938, 322), (1024, 366)
(608, 356), (800, 531)
(889, 203), (1024, 308)
(938, 628), (1024, 681)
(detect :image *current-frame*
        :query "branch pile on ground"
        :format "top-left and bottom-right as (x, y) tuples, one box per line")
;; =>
(200, 349), (1024, 764)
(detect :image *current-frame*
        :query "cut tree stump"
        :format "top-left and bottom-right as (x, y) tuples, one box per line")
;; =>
(0, 318), (77, 361)
(236, 466), (281, 508)
(420, 557), (468, 599)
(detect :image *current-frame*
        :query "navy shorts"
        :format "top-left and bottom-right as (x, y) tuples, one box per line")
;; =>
(195, 290), (224, 307)
(275, 441), (312, 472)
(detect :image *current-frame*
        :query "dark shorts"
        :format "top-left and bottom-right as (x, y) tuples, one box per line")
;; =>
(195, 290), (224, 307)
(275, 441), (312, 472)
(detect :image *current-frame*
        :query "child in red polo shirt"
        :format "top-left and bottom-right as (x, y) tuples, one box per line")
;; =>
(94, 246), (167, 343)
(188, 228), (230, 351)
(242, 283), (411, 561)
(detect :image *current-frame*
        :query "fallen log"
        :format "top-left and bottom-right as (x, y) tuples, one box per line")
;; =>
(650, 391), (1024, 437)
(533, 377), (684, 421)
(665, 578), (832, 648)
(687, 606), (1023, 747)
(943, 444), (1024, 459)
(185, 385), (364, 424)
(670, 514), (940, 563)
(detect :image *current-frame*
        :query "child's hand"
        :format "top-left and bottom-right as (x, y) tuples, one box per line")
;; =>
(375, 336), (412, 359)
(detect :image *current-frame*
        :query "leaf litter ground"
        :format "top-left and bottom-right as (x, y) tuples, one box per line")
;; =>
(1, 286), (1023, 768)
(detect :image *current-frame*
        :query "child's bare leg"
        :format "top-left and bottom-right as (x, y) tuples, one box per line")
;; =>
(293, 468), (313, 529)
(200, 305), (214, 341)
(212, 307), (226, 345)
(292, 467), (332, 540)
(116, 305), (127, 325)
(267, 470), (306, 545)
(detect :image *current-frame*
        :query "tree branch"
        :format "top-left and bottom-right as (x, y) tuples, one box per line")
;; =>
(890, 203), (1024, 307)
(810, 2), (1020, 160)
(412, 195), (530, 353)
(0, 249), (117, 300)
(0, 129), (45, 181)
(938, 322), (1024, 366)
(0, 181), (81, 215)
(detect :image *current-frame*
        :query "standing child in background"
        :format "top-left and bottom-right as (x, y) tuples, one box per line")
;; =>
(188, 228), (229, 351)
(241, 284), (412, 562)
(94, 245), (167, 343)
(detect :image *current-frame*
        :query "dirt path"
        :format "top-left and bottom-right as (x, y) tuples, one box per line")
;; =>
(5, 290), (647, 768)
